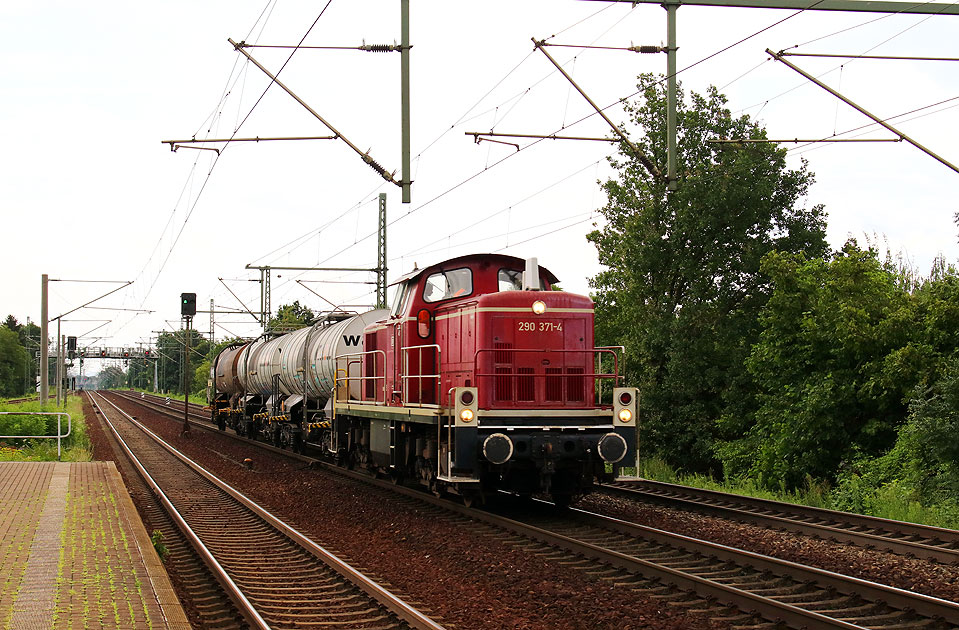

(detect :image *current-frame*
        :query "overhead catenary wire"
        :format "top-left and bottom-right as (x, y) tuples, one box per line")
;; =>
(767, 48), (959, 173)
(250, 5), (634, 296)
(266, 156), (609, 307)
(132, 1), (337, 309)
(392, 0), (830, 230)
(733, 0), (959, 117)
(125, 2), (952, 346)
(789, 96), (959, 155)
(132, 0), (279, 293)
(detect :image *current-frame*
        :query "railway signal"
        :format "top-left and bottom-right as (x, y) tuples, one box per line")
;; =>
(181, 292), (196, 317)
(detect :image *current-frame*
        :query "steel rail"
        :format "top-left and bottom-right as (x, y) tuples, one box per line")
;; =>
(98, 391), (445, 630)
(602, 479), (959, 564)
(127, 390), (959, 567)
(89, 392), (270, 630)
(558, 505), (959, 625)
(113, 391), (959, 627)
(108, 392), (319, 467)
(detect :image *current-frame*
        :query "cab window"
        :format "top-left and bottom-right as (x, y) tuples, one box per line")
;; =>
(498, 268), (523, 292)
(390, 281), (411, 317)
(423, 268), (472, 303)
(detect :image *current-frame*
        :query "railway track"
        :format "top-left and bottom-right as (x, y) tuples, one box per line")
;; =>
(125, 389), (959, 566)
(601, 479), (959, 565)
(86, 392), (247, 629)
(89, 391), (444, 630)
(105, 390), (959, 630)
(484, 501), (959, 630)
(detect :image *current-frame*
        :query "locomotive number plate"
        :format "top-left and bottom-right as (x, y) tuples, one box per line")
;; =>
(517, 321), (563, 332)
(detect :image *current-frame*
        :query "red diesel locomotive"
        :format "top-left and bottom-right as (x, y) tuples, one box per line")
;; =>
(211, 253), (638, 505)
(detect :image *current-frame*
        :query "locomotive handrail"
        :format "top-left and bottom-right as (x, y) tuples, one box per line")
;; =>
(442, 387), (457, 479)
(595, 345), (626, 404)
(400, 344), (441, 408)
(335, 350), (387, 406)
(474, 347), (619, 408)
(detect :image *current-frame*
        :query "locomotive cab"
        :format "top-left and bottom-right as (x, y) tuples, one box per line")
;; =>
(334, 253), (639, 505)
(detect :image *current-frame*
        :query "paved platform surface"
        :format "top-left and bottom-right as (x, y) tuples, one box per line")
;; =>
(0, 462), (190, 630)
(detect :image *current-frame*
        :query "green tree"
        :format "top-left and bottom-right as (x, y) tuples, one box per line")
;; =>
(3, 315), (41, 395)
(587, 75), (827, 473)
(876, 360), (959, 507)
(268, 301), (316, 332)
(127, 357), (155, 391)
(728, 243), (959, 489)
(725, 243), (908, 486)
(4, 315), (21, 335)
(97, 365), (127, 389)
(153, 330), (210, 394)
(0, 327), (28, 397)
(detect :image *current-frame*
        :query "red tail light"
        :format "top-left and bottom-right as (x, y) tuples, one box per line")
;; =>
(417, 309), (431, 338)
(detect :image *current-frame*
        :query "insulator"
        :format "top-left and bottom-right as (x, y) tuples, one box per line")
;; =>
(361, 44), (396, 53)
(631, 45), (664, 54)
(364, 155), (390, 180)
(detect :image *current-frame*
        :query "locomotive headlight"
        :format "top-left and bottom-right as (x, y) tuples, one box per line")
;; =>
(454, 386), (478, 426)
(618, 408), (632, 423)
(532, 300), (547, 315)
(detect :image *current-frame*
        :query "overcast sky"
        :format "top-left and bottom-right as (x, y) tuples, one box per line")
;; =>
(2, 1), (957, 375)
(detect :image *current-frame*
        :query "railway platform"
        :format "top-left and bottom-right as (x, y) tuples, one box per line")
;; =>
(0, 461), (189, 630)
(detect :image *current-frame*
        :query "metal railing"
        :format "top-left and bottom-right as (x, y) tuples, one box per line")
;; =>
(0, 412), (72, 460)
(595, 345), (626, 404)
(401, 344), (441, 408)
(334, 350), (387, 405)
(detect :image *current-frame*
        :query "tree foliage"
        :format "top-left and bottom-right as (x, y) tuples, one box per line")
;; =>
(269, 301), (316, 332)
(721, 242), (959, 489)
(96, 365), (127, 390)
(2, 315), (44, 395)
(0, 326), (28, 397)
(147, 329), (210, 394)
(588, 75), (827, 473)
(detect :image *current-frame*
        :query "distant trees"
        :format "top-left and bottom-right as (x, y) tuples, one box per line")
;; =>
(141, 329), (211, 395)
(0, 327), (28, 397)
(97, 366), (127, 390)
(588, 75), (827, 474)
(0, 315), (42, 397)
(268, 301), (316, 331)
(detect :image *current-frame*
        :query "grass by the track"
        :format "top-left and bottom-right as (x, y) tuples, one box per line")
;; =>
(0, 394), (92, 462)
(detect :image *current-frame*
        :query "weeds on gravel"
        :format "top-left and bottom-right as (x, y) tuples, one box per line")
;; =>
(150, 530), (169, 562)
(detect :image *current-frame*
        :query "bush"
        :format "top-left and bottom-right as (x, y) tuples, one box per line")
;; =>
(0, 395), (90, 461)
